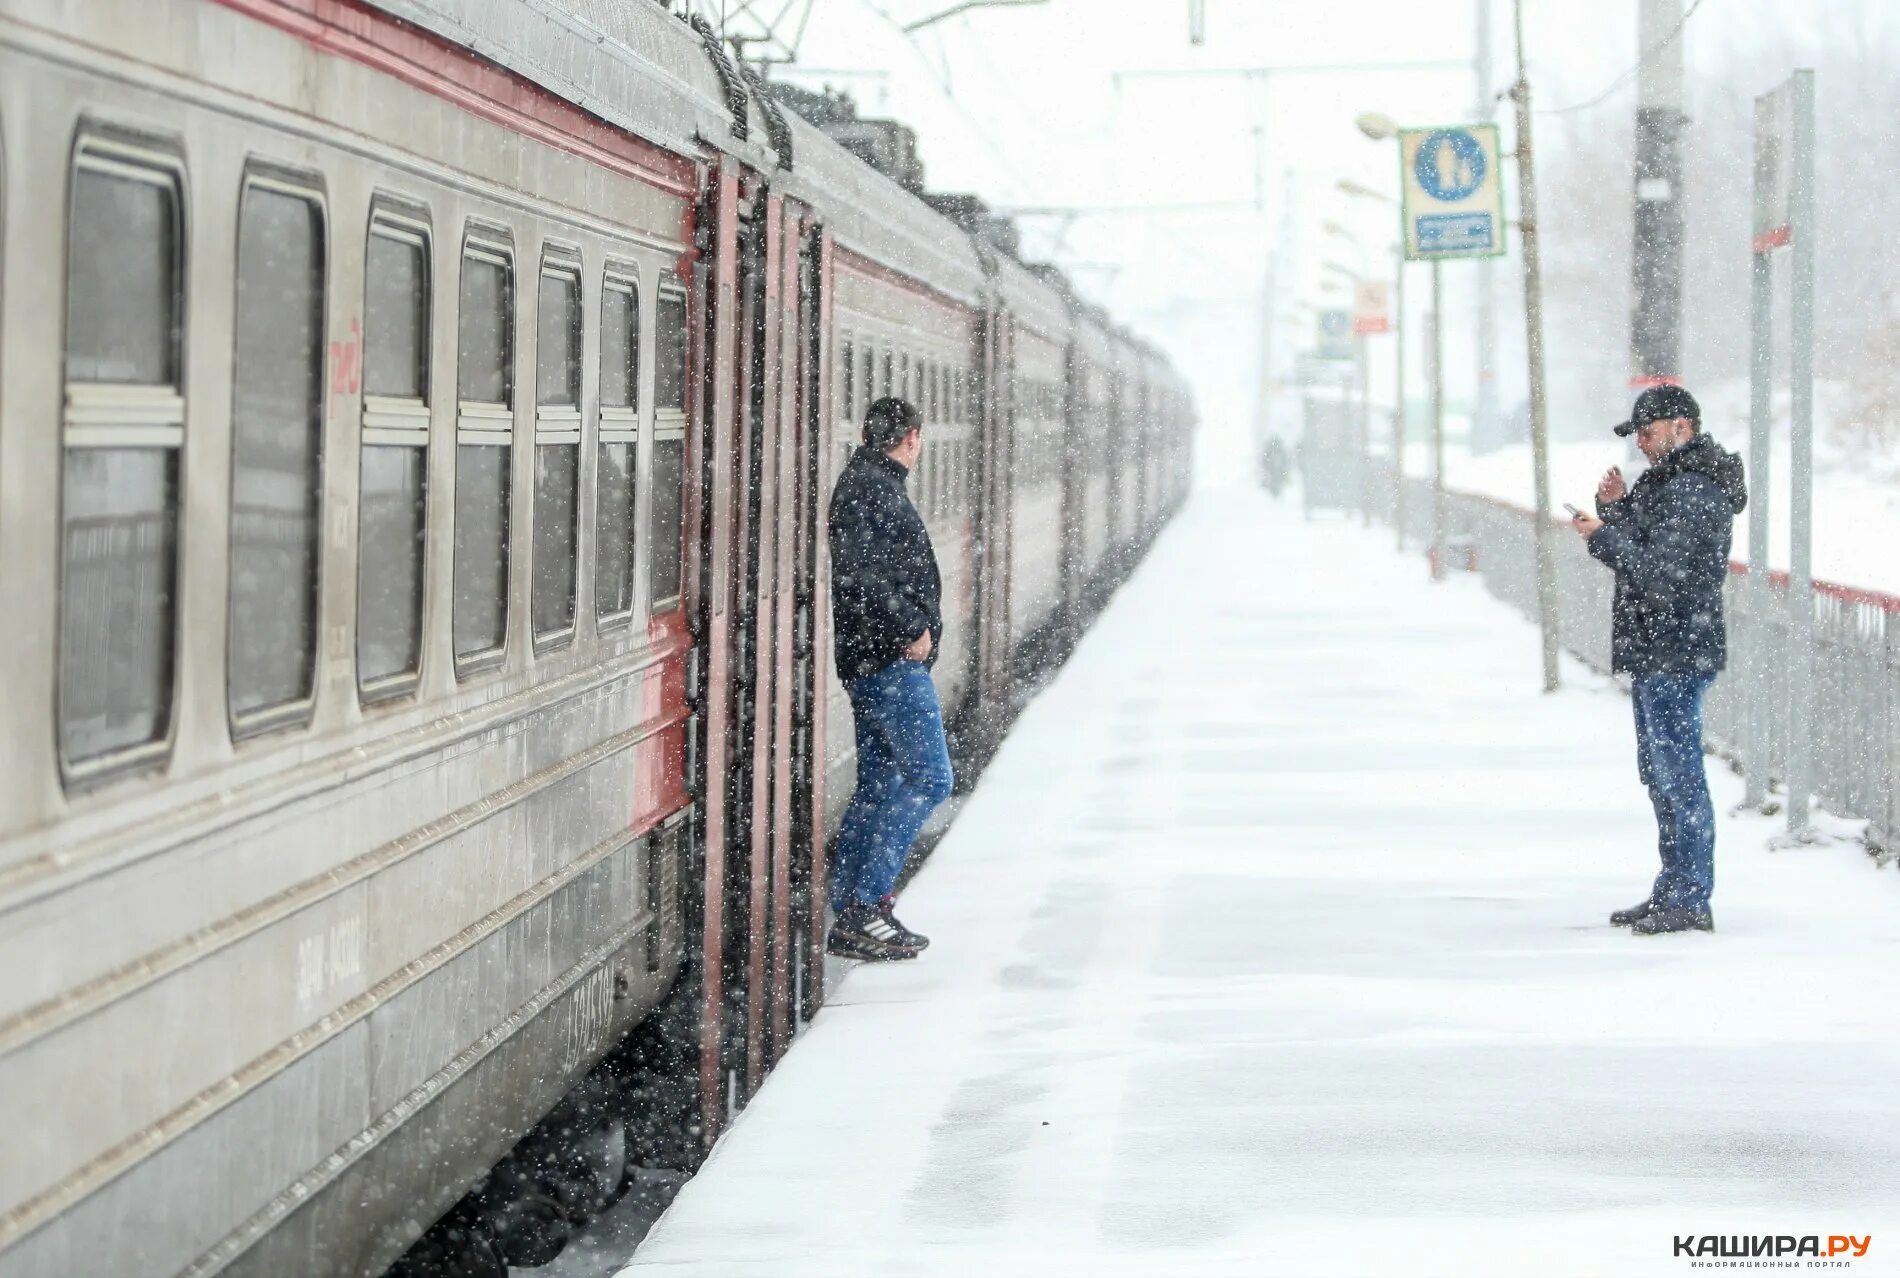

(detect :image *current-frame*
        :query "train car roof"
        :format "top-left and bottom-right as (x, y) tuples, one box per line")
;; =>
(987, 253), (1072, 345)
(362, 1), (1183, 374)
(778, 114), (986, 307)
(367, 0), (773, 164)
(364, 0), (983, 305)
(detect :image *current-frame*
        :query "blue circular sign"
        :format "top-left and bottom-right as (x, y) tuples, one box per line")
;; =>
(1413, 129), (1487, 202)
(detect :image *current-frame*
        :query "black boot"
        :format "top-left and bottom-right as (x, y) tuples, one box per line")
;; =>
(1610, 898), (1657, 927)
(1631, 905), (1714, 935)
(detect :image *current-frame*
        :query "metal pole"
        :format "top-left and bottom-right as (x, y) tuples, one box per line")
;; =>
(1255, 257), (1276, 479)
(1744, 118), (1774, 812)
(1430, 260), (1446, 580)
(1787, 68), (1817, 834)
(1394, 248), (1407, 549)
(1630, 0), (1687, 388)
(1359, 333), (1373, 527)
(1513, 0), (1561, 692)
(1474, 0), (1498, 452)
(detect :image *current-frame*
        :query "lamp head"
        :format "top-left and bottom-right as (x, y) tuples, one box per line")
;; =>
(1355, 112), (1399, 141)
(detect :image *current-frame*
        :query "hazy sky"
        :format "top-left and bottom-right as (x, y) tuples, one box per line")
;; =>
(702, 0), (1887, 461)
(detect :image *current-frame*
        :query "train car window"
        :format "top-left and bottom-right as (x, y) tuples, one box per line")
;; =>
(597, 273), (639, 625)
(839, 337), (855, 422)
(600, 277), (638, 411)
(453, 231), (514, 673)
(650, 279), (688, 611)
(228, 173), (326, 733)
(57, 142), (186, 773)
(359, 205), (431, 701)
(364, 228), (427, 400)
(648, 433), (684, 610)
(532, 258), (582, 646)
(655, 287), (687, 413)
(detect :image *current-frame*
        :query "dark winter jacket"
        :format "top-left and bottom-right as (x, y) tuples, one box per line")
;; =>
(828, 446), (942, 680)
(1588, 432), (1748, 676)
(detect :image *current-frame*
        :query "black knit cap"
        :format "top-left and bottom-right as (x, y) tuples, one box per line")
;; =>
(1613, 385), (1701, 437)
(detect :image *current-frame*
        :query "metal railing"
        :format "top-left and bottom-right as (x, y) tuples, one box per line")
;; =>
(1363, 460), (1898, 856)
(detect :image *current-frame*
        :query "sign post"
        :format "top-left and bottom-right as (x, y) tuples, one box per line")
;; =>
(1351, 282), (1390, 528)
(1748, 70), (1817, 835)
(1389, 250), (1407, 550)
(1397, 122), (1514, 609)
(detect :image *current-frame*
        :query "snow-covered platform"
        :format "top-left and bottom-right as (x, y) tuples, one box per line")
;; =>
(623, 486), (1900, 1278)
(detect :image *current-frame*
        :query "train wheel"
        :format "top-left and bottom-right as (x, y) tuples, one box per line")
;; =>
(384, 1217), (507, 1278)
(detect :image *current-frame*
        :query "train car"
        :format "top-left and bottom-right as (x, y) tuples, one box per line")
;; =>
(990, 256), (1074, 670)
(812, 170), (985, 830)
(0, 2), (1194, 1275)
(0, 1), (744, 1273)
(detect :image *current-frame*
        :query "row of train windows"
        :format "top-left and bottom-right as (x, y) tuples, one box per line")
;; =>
(1017, 423), (1065, 486)
(1015, 379), (1064, 485)
(835, 338), (969, 429)
(916, 438), (970, 522)
(55, 137), (689, 777)
(826, 433), (969, 524)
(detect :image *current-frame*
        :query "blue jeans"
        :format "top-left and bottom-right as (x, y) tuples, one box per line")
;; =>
(832, 660), (955, 912)
(1632, 672), (1717, 911)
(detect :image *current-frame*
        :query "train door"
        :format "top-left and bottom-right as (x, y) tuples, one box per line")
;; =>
(718, 180), (819, 1109)
(789, 220), (831, 1029)
(1058, 343), (1087, 638)
(1105, 367), (1126, 576)
(718, 176), (769, 1112)
(685, 162), (737, 1148)
(754, 193), (808, 1083)
(970, 303), (1013, 735)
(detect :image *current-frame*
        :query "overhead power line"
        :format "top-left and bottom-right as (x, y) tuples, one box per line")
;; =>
(1537, 0), (1712, 116)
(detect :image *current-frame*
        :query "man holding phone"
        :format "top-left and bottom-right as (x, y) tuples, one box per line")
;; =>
(1569, 386), (1747, 935)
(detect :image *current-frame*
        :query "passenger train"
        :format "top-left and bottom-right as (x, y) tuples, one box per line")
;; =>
(0, 1), (1193, 1274)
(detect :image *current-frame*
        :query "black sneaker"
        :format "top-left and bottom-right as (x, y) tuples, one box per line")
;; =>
(826, 906), (921, 962)
(1631, 905), (1714, 935)
(876, 898), (929, 951)
(1610, 898), (1658, 927)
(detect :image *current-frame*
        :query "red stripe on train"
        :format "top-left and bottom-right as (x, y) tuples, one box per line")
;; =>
(208, 0), (699, 197)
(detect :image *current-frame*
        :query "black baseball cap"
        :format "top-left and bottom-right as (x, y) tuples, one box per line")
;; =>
(1613, 385), (1701, 436)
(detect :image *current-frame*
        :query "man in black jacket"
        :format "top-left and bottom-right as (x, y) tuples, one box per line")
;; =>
(1571, 385), (1747, 935)
(824, 397), (952, 962)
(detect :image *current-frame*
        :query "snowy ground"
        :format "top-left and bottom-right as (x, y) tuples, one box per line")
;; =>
(619, 482), (1900, 1278)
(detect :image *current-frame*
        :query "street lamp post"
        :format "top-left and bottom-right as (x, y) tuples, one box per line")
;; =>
(1391, 241), (1407, 548)
(1322, 239), (1375, 529)
(1430, 259), (1446, 581)
(1510, 0), (1562, 693)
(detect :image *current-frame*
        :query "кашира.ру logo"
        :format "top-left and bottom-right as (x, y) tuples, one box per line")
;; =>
(1676, 1235), (1872, 1263)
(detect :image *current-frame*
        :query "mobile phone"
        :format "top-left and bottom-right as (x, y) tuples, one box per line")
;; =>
(1563, 502), (1582, 518)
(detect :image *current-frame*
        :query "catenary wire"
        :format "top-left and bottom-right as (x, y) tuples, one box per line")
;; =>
(1535, 0), (1713, 117)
